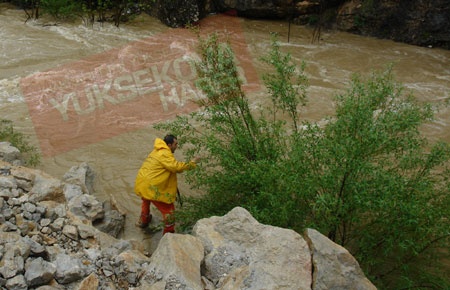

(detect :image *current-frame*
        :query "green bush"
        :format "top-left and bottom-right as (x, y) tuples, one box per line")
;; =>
(289, 70), (450, 288)
(40, 0), (81, 20)
(0, 119), (41, 166)
(155, 33), (450, 289)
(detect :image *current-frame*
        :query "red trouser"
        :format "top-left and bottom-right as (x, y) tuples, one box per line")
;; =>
(141, 198), (175, 234)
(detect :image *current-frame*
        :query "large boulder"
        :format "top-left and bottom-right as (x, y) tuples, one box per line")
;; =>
(144, 233), (204, 290)
(0, 248), (25, 279)
(29, 172), (64, 203)
(5, 274), (27, 290)
(62, 183), (83, 202)
(68, 194), (104, 222)
(192, 207), (312, 289)
(54, 254), (87, 284)
(93, 200), (125, 238)
(304, 228), (376, 290)
(62, 162), (95, 195)
(24, 257), (57, 287)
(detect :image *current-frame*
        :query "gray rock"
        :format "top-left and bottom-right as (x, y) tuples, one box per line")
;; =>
(5, 274), (27, 290)
(24, 202), (36, 213)
(112, 240), (132, 254)
(0, 142), (21, 164)
(39, 201), (58, 220)
(3, 207), (13, 219)
(13, 238), (31, 259)
(50, 218), (65, 231)
(103, 269), (113, 277)
(40, 218), (51, 227)
(62, 162), (95, 195)
(32, 212), (41, 222)
(62, 225), (79, 240)
(25, 257), (57, 287)
(10, 188), (20, 198)
(68, 194), (104, 221)
(11, 168), (35, 192)
(126, 272), (137, 284)
(203, 245), (249, 283)
(17, 194), (29, 204)
(15, 179), (32, 192)
(29, 173), (63, 203)
(36, 206), (46, 215)
(0, 188), (13, 199)
(0, 250), (24, 279)
(54, 204), (66, 218)
(54, 254), (86, 284)
(23, 211), (33, 220)
(146, 233), (204, 290)
(93, 201), (125, 238)
(304, 228), (377, 290)
(41, 227), (51, 235)
(22, 236), (46, 256)
(84, 248), (101, 262)
(0, 176), (17, 190)
(4, 221), (17, 231)
(77, 224), (96, 239)
(45, 245), (65, 262)
(63, 183), (83, 202)
(101, 247), (119, 259)
(192, 207), (312, 289)
(0, 231), (21, 244)
(18, 222), (31, 236)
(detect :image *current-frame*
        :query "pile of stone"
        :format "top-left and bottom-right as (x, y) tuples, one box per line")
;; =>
(0, 155), (143, 289)
(0, 143), (376, 289)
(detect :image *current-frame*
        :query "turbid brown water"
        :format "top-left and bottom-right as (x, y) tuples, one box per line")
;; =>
(1, 3), (449, 252)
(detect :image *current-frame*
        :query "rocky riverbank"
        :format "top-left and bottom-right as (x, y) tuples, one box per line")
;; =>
(150, 0), (449, 49)
(0, 141), (376, 289)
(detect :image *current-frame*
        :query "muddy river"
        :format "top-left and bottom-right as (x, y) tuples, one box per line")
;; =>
(1, 3), (448, 252)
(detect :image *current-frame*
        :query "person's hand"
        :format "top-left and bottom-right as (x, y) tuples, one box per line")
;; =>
(193, 156), (201, 163)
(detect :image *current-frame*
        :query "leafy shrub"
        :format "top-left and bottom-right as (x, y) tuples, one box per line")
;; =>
(0, 119), (40, 166)
(40, 0), (81, 20)
(154, 33), (450, 289)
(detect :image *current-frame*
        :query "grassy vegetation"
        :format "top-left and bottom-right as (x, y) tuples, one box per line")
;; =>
(0, 119), (40, 166)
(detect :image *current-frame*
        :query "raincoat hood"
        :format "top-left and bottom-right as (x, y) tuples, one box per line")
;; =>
(153, 138), (170, 151)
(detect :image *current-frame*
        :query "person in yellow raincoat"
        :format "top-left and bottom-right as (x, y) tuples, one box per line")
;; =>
(134, 134), (198, 234)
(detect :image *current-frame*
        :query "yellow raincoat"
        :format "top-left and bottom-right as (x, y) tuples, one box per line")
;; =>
(134, 138), (196, 204)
